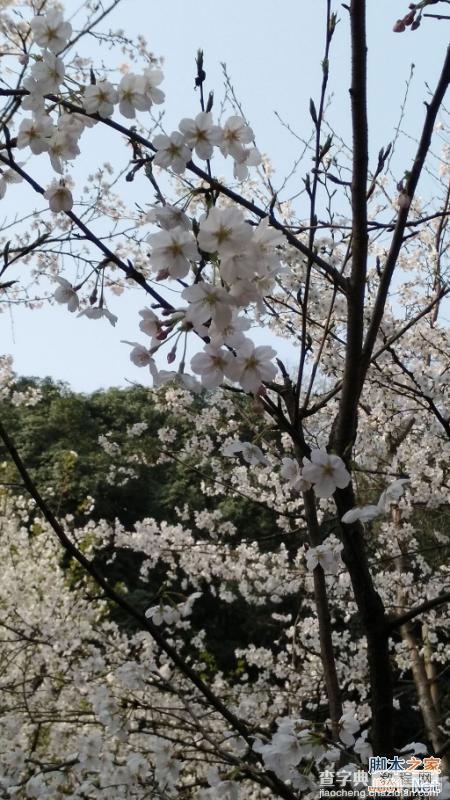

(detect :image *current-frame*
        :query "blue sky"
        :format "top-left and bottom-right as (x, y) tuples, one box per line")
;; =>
(1, 0), (448, 391)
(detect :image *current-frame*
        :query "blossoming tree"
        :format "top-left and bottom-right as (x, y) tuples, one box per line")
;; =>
(0, 0), (449, 797)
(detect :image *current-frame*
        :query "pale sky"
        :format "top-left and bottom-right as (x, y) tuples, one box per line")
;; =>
(1, 0), (448, 390)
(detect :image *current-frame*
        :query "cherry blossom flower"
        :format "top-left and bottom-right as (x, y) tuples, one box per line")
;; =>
(305, 542), (343, 574)
(183, 283), (234, 329)
(83, 81), (118, 117)
(44, 180), (73, 212)
(249, 218), (285, 271)
(149, 364), (202, 393)
(78, 306), (118, 326)
(338, 711), (360, 746)
(398, 191), (411, 210)
(148, 226), (198, 279)
(341, 478), (409, 524)
(197, 207), (253, 256)
(53, 277), (79, 312)
(222, 440), (270, 466)
(58, 111), (93, 140)
(280, 457), (310, 493)
(138, 308), (161, 338)
(341, 503), (381, 524)
(149, 736), (181, 793)
(179, 591), (202, 617)
(302, 449), (350, 498)
(47, 131), (80, 173)
(208, 311), (251, 348)
(142, 67), (165, 105)
(227, 338), (277, 393)
(190, 345), (233, 389)
(400, 742), (428, 757)
(354, 730), (373, 761)
(124, 342), (155, 368)
(0, 167), (22, 199)
(153, 131), (191, 174)
(17, 115), (54, 154)
(379, 478), (409, 510)
(21, 76), (46, 113)
(30, 51), (65, 93)
(220, 115), (254, 159)
(229, 275), (272, 307)
(146, 204), (191, 231)
(178, 111), (223, 160)
(202, 770), (240, 800)
(219, 251), (255, 284)
(30, 10), (72, 53)
(145, 603), (180, 626)
(253, 718), (309, 783)
(233, 146), (262, 180)
(118, 74), (151, 118)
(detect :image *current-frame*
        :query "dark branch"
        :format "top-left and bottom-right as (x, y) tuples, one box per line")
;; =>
(0, 88), (347, 293)
(361, 45), (450, 374)
(388, 592), (450, 632)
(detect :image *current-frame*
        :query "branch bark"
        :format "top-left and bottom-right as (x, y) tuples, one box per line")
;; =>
(303, 489), (343, 740)
(331, 0), (369, 457)
(329, 1), (394, 756)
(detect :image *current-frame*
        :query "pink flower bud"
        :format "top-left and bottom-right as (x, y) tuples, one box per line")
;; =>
(403, 11), (415, 25)
(167, 349), (176, 364)
(393, 19), (406, 32)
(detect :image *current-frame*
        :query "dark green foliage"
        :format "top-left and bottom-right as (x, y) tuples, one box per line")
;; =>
(0, 377), (205, 527)
(0, 376), (285, 675)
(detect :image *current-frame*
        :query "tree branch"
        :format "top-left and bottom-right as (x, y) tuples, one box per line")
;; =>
(303, 488), (343, 739)
(388, 591), (450, 631)
(332, 0), (368, 457)
(0, 152), (175, 312)
(0, 88), (348, 293)
(361, 45), (450, 374)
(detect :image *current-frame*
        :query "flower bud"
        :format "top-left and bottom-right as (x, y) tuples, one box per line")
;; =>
(393, 19), (406, 32)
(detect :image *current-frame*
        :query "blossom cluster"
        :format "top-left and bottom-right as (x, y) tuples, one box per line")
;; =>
(279, 448), (351, 499)
(0, 4), (449, 795)
(0, 368), (449, 799)
(118, 208), (286, 394)
(153, 112), (261, 180)
(8, 10), (279, 395)
(10, 9), (262, 217)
